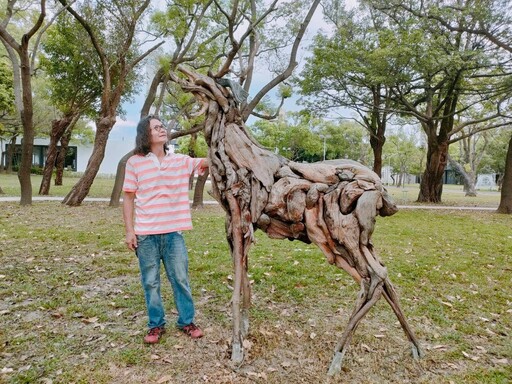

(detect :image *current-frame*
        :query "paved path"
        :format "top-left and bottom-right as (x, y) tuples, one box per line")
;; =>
(0, 196), (498, 210)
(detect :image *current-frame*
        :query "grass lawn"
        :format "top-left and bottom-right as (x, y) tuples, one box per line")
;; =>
(0, 173), (117, 198)
(0, 198), (510, 383)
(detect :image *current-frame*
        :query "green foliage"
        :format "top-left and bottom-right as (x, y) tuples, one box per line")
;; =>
(0, 60), (14, 115)
(39, 13), (103, 117)
(176, 134), (208, 158)
(298, 5), (399, 113)
(478, 128), (510, 174)
(150, 0), (226, 70)
(72, 119), (96, 145)
(384, 128), (426, 176)
(250, 113), (371, 163)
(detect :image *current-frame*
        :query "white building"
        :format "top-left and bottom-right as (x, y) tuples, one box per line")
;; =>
(2, 137), (136, 176)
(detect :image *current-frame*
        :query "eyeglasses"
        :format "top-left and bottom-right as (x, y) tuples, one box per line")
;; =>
(151, 124), (166, 132)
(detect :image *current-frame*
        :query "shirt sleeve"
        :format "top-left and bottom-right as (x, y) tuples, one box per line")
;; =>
(123, 157), (138, 192)
(186, 157), (206, 176)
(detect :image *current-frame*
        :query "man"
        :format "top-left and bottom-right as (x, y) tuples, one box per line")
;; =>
(123, 115), (208, 344)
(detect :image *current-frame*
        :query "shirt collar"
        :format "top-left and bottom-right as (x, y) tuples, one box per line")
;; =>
(145, 151), (171, 158)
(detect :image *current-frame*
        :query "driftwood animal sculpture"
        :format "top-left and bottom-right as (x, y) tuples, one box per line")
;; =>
(172, 67), (422, 374)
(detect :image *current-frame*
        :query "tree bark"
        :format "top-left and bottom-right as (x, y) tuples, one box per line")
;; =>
(447, 155), (477, 197)
(192, 167), (209, 208)
(497, 133), (512, 213)
(55, 129), (72, 185)
(418, 140), (448, 203)
(62, 118), (114, 206)
(17, 45), (35, 206)
(370, 132), (384, 177)
(39, 117), (72, 194)
(109, 149), (134, 207)
(0, 1), (46, 206)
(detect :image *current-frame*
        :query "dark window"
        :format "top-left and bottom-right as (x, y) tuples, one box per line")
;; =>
(3, 143), (78, 171)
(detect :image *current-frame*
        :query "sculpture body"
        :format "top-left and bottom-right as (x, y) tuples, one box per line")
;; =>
(173, 67), (422, 374)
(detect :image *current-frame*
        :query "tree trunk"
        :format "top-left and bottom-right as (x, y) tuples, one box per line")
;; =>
(418, 138), (449, 203)
(109, 150), (134, 207)
(18, 48), (35, 206)
(188, 133), (197, 190)
(368, 111), (386, 177)
(55, 129), (72, 186)
(497, 133), (512, 213)
(63, 118), (114, 206)
(192, 167), (209, 208)
(39, 117), (72, 195)
(447, 155), (477, 197)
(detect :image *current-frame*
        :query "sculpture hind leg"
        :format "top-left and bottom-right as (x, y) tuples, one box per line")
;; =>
(382, 278), (423, 359)
(328, 278), (385, 375)
(326, 247), (422, 375)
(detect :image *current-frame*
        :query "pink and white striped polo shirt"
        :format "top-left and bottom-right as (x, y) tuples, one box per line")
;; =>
(123, 152), (204, 235)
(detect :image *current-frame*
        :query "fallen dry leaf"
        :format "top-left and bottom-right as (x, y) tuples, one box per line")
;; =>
(242, 339), (253, 350)
(491, 358), (509, 365)
(432, 345), (447, 351)
(157, 375), (174, 383)
(462, 351), (479, 361)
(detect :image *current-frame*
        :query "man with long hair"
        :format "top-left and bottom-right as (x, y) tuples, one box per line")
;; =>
(122, 115), (208, 344)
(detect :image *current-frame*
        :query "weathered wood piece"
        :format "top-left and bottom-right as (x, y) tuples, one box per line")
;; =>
(173, 66), (422, 375)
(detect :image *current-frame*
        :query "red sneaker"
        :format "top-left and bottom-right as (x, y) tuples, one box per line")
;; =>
(144, 326), (165, 344)
(181, 323), (203, 339)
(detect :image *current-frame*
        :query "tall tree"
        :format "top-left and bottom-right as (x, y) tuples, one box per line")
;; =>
(37, 12), (102, 195)
(299, 0), (399, 176)
(57, 0), (164, 206)
(369, 0), (512, 210)
(110, 0), (323, 207)
(0, 0), (46, 205)
(498, 134), (512, 213)
(109, 0), (221, 207)
(366, 0), (512, 203)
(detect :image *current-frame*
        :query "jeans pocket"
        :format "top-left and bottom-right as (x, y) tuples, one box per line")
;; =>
(135, 235), (149, 258)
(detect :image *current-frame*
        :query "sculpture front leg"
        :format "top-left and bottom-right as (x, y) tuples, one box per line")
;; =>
(225, 192), (254, 364)
(231, 245), (252, 362)
(230, 246), (245, 364)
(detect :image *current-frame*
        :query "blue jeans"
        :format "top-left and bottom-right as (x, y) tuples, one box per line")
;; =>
(135, 232), (195, 329)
